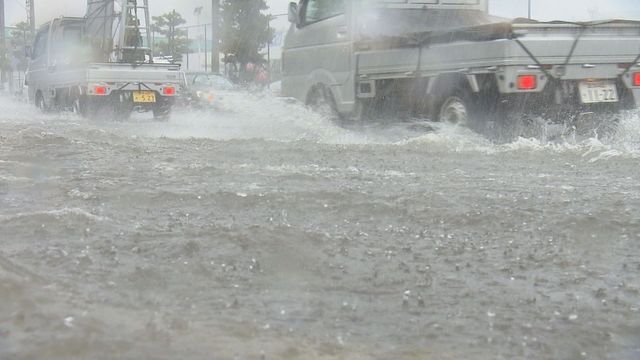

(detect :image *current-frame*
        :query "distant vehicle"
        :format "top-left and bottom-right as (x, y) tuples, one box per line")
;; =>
(182, 73), (236, 109)
(26, 0), (183, 120)
(283, 0), (640, 128)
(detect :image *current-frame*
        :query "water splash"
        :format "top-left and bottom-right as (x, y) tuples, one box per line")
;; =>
(2, 93), (639, 160)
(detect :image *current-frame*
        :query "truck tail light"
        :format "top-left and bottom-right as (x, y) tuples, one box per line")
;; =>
(94, 85), (108, 95)
(163, 86), (176, 96)
(633, 72), (640, 87)
(517, 75), (537, 90)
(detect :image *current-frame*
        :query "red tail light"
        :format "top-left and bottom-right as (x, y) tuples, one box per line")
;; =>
(517, 75), (537, 90)
(94, 86), (107, 95)
(163, 86), (176, 96)
(633, 72), (640, 87)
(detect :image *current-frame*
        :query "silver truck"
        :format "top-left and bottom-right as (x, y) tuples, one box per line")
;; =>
(26, 0), (181, 119)
(283, 0), (640, 129)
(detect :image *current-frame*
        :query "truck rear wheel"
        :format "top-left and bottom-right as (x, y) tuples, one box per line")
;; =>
(73, 97), (91, 118)
(436, 88), (478, 127)
(153, 98), (173, 121)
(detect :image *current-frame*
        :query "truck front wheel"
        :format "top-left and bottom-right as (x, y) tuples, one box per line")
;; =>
(307, 85), (338, 119)
(35, 92), (49, 112)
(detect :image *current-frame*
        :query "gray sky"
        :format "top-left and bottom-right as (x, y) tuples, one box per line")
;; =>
(4, 0), (640, 27)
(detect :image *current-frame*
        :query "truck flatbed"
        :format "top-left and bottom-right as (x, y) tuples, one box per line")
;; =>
(357, 20), (640, 81)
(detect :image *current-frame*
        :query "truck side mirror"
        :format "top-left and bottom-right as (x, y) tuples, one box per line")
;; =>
(288, 2), (299, 24)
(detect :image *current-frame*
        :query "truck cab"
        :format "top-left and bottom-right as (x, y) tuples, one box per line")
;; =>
(282, 0), (490, 117)
(27, 18), (87, 109)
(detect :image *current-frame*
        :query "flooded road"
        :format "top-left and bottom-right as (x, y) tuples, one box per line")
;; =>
(1, 94), (639, 359)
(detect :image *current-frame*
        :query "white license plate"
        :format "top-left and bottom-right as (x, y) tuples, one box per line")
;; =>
(579, 81), (618, 104)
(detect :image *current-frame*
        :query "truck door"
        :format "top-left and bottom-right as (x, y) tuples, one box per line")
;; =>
(283, 0), (354, 113)
(27, 26), (50, 102)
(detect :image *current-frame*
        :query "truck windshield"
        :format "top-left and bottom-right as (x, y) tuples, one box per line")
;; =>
(357, 8), (503, 39)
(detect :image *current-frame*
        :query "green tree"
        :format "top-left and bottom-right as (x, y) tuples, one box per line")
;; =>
(9, 22), (34, 72)
(220, 0), (274, 65)
(152, 10), (190, 63)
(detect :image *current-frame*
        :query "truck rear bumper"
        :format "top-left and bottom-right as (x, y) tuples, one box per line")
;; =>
(498, 78), (637, 119)
(86, 82), (178, 97)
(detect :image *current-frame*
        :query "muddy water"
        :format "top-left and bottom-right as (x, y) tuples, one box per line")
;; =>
(1, 94), (639, 359)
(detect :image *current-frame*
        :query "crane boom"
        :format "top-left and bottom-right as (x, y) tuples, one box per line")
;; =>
(26, 0), (35, 31)
(85, 0), (153, 63)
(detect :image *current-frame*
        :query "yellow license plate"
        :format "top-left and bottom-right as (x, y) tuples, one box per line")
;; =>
(133, 91), (156, 103)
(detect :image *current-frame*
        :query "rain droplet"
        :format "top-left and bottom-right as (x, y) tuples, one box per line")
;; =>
(64, 316), (74, 328)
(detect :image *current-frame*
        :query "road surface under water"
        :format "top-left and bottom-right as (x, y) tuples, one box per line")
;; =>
(1, 93), (639, 359)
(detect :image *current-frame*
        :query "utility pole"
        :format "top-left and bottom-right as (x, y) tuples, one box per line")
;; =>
(211, 0), (219, 73)
(528, 0), (532, 19)
(0, 0), (6, 88)
(26, 0), (35, 31)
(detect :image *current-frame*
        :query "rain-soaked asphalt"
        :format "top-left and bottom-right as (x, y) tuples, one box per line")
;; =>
(1, 93), (639, 359)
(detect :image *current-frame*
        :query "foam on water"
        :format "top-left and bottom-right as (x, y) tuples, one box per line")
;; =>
(0, 208), (107, 223)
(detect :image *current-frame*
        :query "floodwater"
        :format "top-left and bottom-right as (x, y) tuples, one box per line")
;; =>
(1, 93), (639, 359)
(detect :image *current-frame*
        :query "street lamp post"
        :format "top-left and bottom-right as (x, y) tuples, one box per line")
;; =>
(528, 0), (532, 19)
